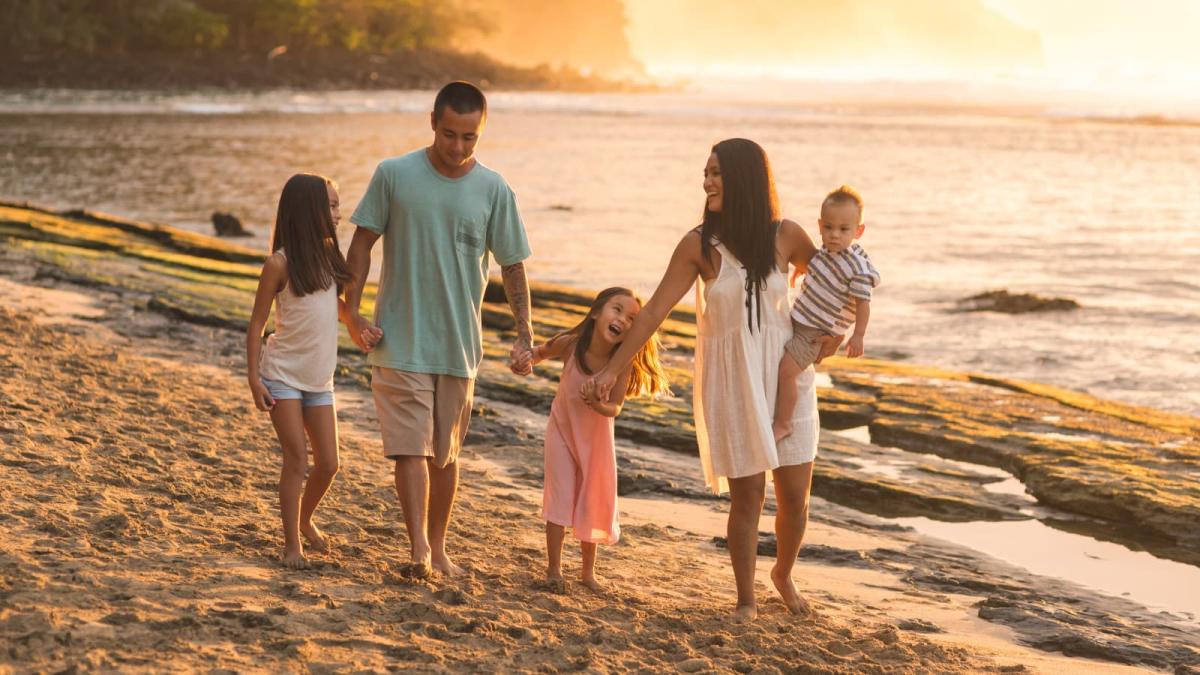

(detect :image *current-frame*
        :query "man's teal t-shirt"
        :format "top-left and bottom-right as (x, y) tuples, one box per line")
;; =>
(349, 149), (531, 379)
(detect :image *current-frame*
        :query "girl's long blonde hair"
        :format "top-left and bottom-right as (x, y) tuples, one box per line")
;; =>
(552, 287), (671, 399)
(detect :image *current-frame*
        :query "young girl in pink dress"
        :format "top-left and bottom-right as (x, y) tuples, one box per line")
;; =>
(530, 287), (670, 591)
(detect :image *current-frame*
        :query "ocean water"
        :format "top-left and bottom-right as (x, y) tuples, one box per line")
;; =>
(2, 90), (1198, 416)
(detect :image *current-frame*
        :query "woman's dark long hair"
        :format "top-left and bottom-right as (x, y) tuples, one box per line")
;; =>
(699, 138), (780, 332)
(270, 173), (353, 296)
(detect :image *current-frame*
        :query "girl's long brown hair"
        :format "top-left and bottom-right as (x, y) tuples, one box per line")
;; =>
(552, 287), (671, 399)
(699, 138), (780, 332)
(270, 173), (353, 296)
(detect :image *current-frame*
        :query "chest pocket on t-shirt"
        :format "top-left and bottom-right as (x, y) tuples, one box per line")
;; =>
(455, 217), (487, 257)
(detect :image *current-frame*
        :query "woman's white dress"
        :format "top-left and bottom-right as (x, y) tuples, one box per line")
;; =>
(694, 240), (819, 494)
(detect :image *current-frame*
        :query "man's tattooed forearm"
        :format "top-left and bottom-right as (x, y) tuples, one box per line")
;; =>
(501, 262), (532, 340)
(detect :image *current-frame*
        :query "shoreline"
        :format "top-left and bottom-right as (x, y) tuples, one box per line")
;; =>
(0, 49), (652, 93)
(2, 202), (1199, 671)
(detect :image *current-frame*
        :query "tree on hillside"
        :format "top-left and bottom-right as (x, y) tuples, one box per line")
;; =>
(2, 0), (475, 56)
(1, 0), (226, 53)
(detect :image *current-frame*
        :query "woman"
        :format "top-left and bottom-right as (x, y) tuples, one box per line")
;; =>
(585, 138), (837, 622)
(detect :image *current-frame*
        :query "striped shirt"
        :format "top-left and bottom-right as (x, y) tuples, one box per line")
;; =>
(791, 243), (880, 334)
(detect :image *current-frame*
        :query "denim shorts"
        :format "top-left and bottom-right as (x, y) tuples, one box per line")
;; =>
(260, 376), (334, 408)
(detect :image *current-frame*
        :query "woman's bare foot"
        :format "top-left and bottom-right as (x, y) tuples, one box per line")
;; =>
(300, 522), (329, 553)
(432, 553), (465, 577)
(282, 547), (309, 570)
(732, 603), (758, 624)
(770, 565), (813, 616)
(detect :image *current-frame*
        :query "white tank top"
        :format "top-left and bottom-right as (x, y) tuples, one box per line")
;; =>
(259, 250), (339, 391)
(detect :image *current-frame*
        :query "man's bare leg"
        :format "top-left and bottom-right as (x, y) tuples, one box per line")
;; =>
(428, 459), (463, 576)
(773, 353), (804, 443)
(393, 456), (432, 577)
(771, 462), (815, 616)
(727, 472), (767, 623)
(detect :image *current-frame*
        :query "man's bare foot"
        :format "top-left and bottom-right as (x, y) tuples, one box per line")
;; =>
(300, 522), (329, 552)
(432, 553), (465, 577)
(770, 565), (813, 616)
(772, 420), (793, 444)
(732, 603), (758, 624)
(580, 574), (606, 594)
(282, 548), (309, 570)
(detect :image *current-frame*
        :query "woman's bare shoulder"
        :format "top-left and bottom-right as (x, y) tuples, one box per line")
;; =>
(777, 218), (815, 254)
(778, 218), (805, 238)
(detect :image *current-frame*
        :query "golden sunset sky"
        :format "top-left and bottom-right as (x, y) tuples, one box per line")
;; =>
(617, 0), (1200, 106)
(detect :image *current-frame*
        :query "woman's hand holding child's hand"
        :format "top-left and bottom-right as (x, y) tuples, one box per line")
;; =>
(580, 378), (598, 405)
(586, 371), (618, 405)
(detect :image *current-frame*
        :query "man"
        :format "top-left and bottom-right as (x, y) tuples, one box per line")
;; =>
(344, 81), (533, 578)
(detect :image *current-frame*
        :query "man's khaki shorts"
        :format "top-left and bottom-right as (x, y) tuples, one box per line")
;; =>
(371, 367), (474, 468)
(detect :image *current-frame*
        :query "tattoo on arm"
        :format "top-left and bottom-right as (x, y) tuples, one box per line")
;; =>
(501, 262), (532, 342)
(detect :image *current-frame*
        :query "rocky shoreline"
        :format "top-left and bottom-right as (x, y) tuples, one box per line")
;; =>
(2, 200), (1199, 671)
(5, 200), (1198, 565)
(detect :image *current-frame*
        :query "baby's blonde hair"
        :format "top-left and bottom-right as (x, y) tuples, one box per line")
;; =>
(822, 185), (865, 222)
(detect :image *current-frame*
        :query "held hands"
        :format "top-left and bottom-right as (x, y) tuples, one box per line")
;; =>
(347, 313), (384, 352)
(509, 336), (533, 376)
(585, 370), (618, 405)
(580, 377), (599, 407)
(249, 377), (275, 412)
(845, 334), (865, 358)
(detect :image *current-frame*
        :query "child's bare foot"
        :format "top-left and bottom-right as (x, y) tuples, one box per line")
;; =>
(732, 603), (758, 623)
(541, 569), (568, 594)
(432, 553), (465, 577)
(300, 522), (329, 552)
(770, 565), (813, 616)
(580, 574), (606, 594)
(398, 557), (432, 579)
(772, 419), (793, 444)
(282, 547), (309, 570)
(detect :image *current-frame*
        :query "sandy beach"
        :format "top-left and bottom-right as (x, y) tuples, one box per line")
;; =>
(5, 206), (1198, 673)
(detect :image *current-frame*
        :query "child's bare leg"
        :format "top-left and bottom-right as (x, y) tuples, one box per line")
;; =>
(270, 400), (309, 569)
(773, 353), (804, 443)
(580, 541), (603, 592)
(545, 522), (566, 582)
(299, 403), (340, 552)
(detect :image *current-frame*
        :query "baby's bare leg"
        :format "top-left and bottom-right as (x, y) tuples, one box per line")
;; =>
(773, 352), (805, 443)
(580, 541), (604, 592)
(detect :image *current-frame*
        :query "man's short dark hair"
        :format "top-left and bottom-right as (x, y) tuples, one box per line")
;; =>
(433, 81), (487, 122)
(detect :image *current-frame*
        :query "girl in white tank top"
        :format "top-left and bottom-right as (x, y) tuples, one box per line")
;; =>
(246, 174), (354, 569)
